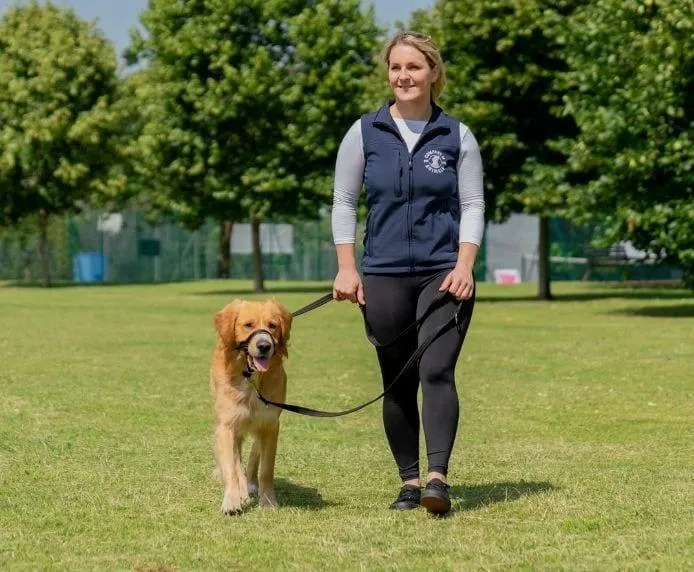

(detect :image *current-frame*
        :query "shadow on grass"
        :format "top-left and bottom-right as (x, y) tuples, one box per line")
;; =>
(477, 289), (690, 304)
(609, 303), (694, 318)
(198, 285), (692, 302)
(193, 285), (332, 297)
(0, 280), (178, 289)
(5, 280), (690, 304)
(275, 478), (332, 510)
(449, 480), (555, 513)
(0, 281), (334, 296)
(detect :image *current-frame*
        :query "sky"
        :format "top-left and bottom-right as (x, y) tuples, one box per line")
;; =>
(0, 0), (433, 62)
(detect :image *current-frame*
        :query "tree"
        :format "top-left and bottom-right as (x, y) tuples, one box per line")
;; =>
(127, 0), (381, 291)
(0, 216), (37, 283)
(0, 1), (123, 287)
(410, 1), (585, 299)
(523, 0), (694, 287)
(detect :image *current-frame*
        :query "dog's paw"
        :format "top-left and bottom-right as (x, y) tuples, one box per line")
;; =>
(258, 490), (279, 509)
(247, 481), (259, 497)
(221, 491), (251, 515)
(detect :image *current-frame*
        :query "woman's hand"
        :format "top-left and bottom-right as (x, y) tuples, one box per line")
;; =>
(333, 267), (365, 305)
(439, 263), (474, 300)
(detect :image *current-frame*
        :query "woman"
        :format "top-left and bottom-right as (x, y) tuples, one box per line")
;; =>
(331, 31), (485, 515)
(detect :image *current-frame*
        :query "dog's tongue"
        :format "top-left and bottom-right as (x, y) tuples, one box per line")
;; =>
(252, 357), (270, 373)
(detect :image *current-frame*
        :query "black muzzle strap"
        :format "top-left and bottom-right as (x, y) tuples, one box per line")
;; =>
(239, 329), (275, 378)
(237, 329), (275, 351)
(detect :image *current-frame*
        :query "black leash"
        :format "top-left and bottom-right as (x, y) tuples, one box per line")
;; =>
(290, 293), (334, 317)
(248, 290), (471, 418)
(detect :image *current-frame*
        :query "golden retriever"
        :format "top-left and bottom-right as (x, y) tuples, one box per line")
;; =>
(210, 298), (293, 515)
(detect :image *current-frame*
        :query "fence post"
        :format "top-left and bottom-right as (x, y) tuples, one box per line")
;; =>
(193, 230), (200, 280)
(153, 227), (161, 282)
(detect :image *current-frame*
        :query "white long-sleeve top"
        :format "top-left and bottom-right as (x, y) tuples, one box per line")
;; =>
(331, 117), (485, 246)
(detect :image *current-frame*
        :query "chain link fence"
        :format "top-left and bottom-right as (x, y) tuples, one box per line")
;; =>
(0, 210), (350, 283)
(0, 210), (679, 285)
(544, 218), (681, 282)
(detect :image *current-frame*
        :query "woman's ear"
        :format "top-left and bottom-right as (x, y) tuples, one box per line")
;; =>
(214, 299), (243, 349)
(431, 64), (439, 84)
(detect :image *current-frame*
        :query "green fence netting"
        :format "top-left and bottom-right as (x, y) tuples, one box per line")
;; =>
(0, 211), (679, 284)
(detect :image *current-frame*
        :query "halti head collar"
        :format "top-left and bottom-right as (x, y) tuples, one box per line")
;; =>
(237, 329), (276, 378)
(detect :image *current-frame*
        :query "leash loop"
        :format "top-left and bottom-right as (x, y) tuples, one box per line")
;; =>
(249, 290), (473, 418)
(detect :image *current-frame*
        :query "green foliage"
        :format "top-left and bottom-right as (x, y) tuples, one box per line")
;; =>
(0, 1), (124, 225)
(527, 0), (694, 285)
(126, 0), (382, 226)
(410, 0), (584, 221)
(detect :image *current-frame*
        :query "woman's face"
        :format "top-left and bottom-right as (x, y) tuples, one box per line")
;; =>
(388, 43), (438, 104)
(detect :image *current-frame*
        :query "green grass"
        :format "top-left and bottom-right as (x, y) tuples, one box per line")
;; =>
(1, 280), (692, 571)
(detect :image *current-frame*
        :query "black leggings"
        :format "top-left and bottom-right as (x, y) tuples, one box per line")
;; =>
(362, 270), (475, 480)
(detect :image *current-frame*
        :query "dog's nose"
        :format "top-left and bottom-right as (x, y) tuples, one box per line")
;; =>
(257, 340), (272, 354)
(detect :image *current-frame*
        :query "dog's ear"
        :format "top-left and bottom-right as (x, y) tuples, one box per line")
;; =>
(272, 298), (293, 358)
(215, 299), (243, 348)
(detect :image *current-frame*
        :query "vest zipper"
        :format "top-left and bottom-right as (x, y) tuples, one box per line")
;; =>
(408, 156), (414, 273)
(377, 123), (413, 272)
(372, 121), (448, 273)
(407, 127), (448, 273)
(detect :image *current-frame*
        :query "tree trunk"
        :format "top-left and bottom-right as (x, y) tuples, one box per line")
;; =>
(38, 209), (52, 288)
(217, 220), (233, 278)
(23, 250), (32, 283)
(251, 217), (265, 294)
(20, 235), (32, 283)
(538, 216), (552, 300)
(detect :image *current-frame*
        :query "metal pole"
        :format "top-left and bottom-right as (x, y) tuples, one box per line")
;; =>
(193, 230), (200, 280)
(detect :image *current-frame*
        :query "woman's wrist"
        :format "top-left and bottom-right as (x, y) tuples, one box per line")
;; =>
(456, 242), (478, 271)
(335, 243), (358, 272)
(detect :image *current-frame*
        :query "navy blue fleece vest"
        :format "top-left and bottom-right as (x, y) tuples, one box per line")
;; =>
(361, 102), (461, 274)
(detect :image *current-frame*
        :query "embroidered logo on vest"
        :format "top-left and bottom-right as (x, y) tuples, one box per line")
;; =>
(423, 149), (446, 174)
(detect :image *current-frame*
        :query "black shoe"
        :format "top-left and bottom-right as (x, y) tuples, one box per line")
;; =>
(389, 485), (421, 510)
(421, 478), (451, 515)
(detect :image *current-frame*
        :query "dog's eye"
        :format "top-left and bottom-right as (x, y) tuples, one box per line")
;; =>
(267, 322), (277, 330)
(243, 322), (254, 329)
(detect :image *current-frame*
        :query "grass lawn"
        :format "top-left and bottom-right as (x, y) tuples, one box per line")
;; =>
(0, 280), (692, 570)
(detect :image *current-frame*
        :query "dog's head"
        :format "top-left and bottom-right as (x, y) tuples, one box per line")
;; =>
(215, 298), (293, 372)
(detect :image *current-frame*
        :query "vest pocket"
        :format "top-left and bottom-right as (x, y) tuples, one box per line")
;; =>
(367, 205), (408, 265)
(364, 210), (373, 256)
(449, 215), (459, 250)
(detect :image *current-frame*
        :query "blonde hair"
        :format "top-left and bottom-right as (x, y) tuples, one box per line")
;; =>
(382, 31), (446, 101)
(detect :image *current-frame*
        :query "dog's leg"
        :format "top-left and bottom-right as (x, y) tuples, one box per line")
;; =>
(247, 439), (260, 497)
(258, 421), (280, 508)
(235, 442), (250, 504)
(215, 425), (250, 515)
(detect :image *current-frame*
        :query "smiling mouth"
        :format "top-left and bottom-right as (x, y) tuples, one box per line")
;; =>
(247, 353), (270, 373)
